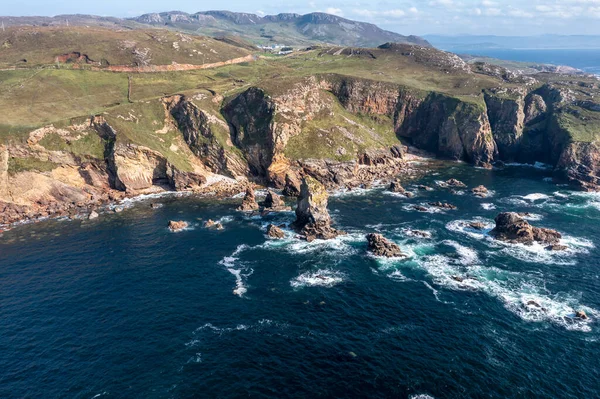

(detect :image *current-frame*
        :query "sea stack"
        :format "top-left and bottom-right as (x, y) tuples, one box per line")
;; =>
(366, 233), (404, 258)
(293, 176), (344, 242)
(237, 187), (259, 211)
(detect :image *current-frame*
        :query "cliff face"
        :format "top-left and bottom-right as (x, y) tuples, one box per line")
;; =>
(164, 95), (248, 178)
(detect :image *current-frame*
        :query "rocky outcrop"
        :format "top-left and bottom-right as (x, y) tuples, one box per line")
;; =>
(237, 187), (259, 211)
(556, 141), (600, 191)
(263, 190), (288, 211)
(490, 212), (561, 245)
(472, 185), (489, 197)
(366, 233), (404, 257)
(266, 224), (285, 239)
(282, 173), (302, 197)
(168, 220), (188, 232)
(428, 202), (457, 210)
(484, 89), (526, 160)
(293, 176), (344, 241)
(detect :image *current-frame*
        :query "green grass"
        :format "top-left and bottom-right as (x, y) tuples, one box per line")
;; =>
(556, 107), (600, 143)
(38, 131), (106, 159)
(8, 157), (59, 175)
(285, 91), (400, 161)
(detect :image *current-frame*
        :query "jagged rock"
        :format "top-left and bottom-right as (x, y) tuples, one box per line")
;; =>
(472, 185), (489, 197)
(490, 212), (561, 245)
(267, 224), (285, 239)
(293, 176), (344, 242)
(429, 202), (457, 210)
(413, 205), (428, 212)
(546, 244), (568, 251)
(204, 219), (216, 228)
(263, 190), (288, 211)
(282, 173), (302, 197)
(389, 180), (406, 194)
(446, 178), (467, 188)
(451, 275), (465, 283)
(237, 187), (259, 211)
(215, 222), (224, 230)
(366, 233), (404, 258)
(88, 210), (99, 220)
(576, 311), (588, 320)
(168, 220), (188, 232)
(417, 185), (433, 191)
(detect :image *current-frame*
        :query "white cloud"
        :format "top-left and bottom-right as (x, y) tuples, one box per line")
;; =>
(324, 7), (343, 16)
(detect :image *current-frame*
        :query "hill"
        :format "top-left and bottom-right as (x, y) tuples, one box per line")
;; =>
(0, 11), (430, 48)
(0, 26), (251, 69)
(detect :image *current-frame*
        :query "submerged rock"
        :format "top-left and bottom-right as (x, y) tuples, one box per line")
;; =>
(267, 224), (285, 239)
(446, 178), (467, 188)
(407, 230), (431, 238)
(168, 220), (188, 232)
(546, 244), (568, 251)
(293, 176), (344, 242)
(490, 212), (561, 245)
(429, 202), (457, 210)
(366, 233), (404, 258)
(417, 185), (434, 191)
(237, 187), (259, 212)
(472, 185), (489, 197)
(150, 203), (163, 209)
(412, 205), (428, 212)
(468, 222), (486, 230)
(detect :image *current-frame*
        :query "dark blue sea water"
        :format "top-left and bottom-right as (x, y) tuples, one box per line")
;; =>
(459, 49), (600, 75)
(1, 162), (600, 398)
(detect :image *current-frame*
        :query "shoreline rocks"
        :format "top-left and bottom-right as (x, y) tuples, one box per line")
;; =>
(366, 233), (404, 258)
(472, 185), (489, 197)
(428, 202), (457, 210)
(293, 176), (345, 242)
(263, 190), (290, 211)
(490, 212), (561, 245)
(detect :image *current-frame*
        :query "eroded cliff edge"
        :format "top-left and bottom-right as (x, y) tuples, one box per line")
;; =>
(1, 66), (599, 226)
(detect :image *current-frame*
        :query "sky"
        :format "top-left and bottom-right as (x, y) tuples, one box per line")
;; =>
(2, 0), (600, 36)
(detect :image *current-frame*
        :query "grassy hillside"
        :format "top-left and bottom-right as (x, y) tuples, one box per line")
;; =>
(0, 26), (251, 68)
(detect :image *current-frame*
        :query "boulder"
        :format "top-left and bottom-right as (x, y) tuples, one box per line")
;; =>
(237, 187), (259, 212)
(490, 212), (561, 245)
(429, 202), (457, 210)
(293, 176), (344, 241)
(446, 178), (467, 188)
(267, 224), (285, 239)
(472, 185), (489, 197)
(575, 311), (588, 320)
(417, 185), (434, 191)
(168, 220), (188, 232)
(366, 233), (404, 258)
(88, 210), (99, 220)
(408, 230), (431, 238)
(263, 190), (289, 211)
(413, 205), (428, 212)
(150, 203), (163, 209)
(388, 180), (406, 194)
(204, 219), (216, 228)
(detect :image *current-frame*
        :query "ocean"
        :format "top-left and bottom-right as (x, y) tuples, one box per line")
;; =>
(1, 161), (599, 398)
(443, 48), (600, 75)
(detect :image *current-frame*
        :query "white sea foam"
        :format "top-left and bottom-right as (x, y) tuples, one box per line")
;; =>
(518, 213), (544, 221)
(410, 395), (435, 399)
(416, 250), (595, 331)
(443, 240), (479, 264)
(481, 203), (497, 210)
(445, 219), (495, 239)
(522, 193), (550, 202)
(401, 228), (433, 239)
(402, 204), (446, 214)
(290, 269), (346, 288)
(505, 161), (552, 170)
(219, 244), (252, 297)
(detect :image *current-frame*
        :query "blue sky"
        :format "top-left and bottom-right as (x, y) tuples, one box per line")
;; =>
(3, 0), (600, 35)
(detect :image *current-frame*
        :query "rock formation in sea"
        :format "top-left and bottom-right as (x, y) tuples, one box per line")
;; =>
(490, 212), (561, 245)
(168, 220), (188, 232)
(237, 187), (259, 211)
(472, 185), (489, 197)
(293, 176), (344, 242)
(366, 233), (404, 257)
(266, 224), (285, 239)
(429, 202), (457, 210)
(263, 190), (289, 211)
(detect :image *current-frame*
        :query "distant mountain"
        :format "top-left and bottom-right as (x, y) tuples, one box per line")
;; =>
(425, 35), (600, 51)
(130, 11), (430, 48)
